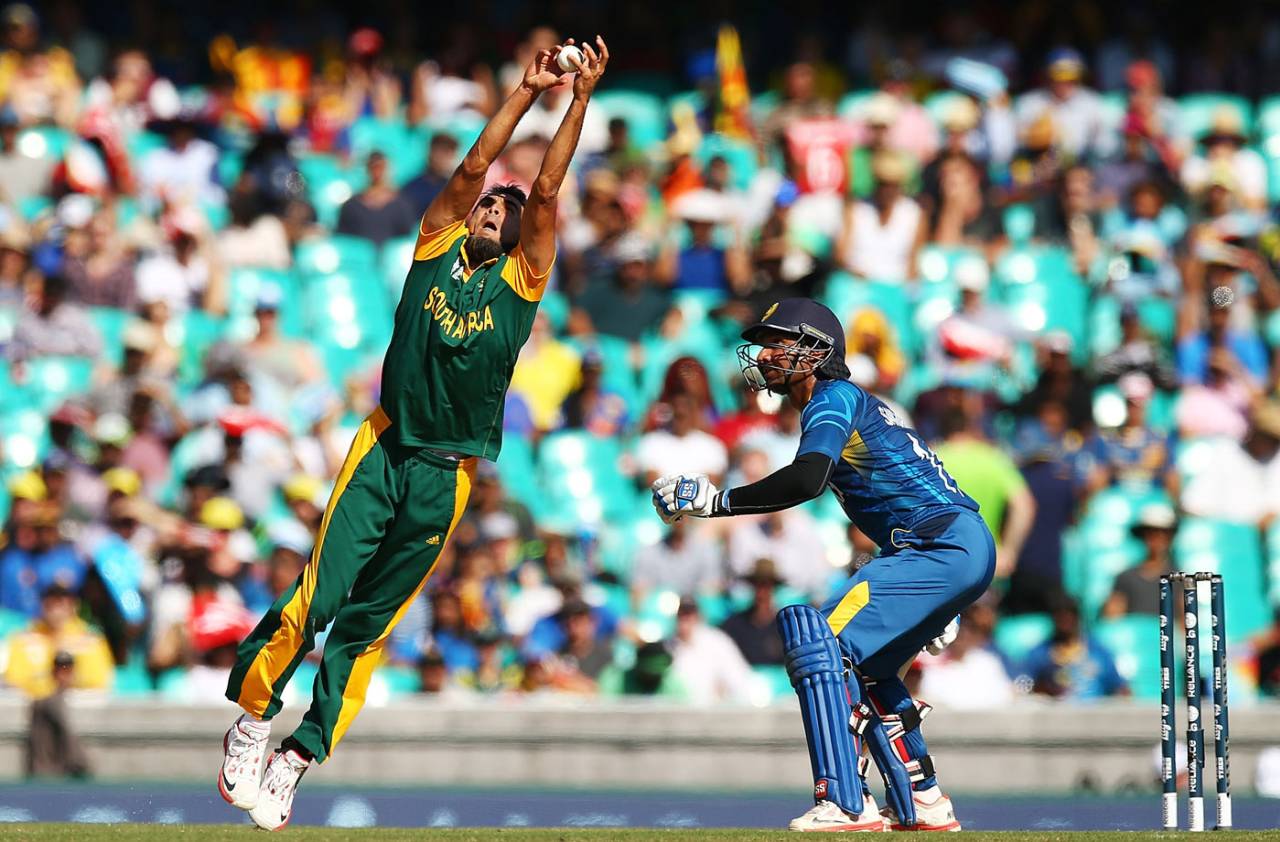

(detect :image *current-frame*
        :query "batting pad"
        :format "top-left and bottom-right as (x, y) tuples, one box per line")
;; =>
(777, 604), (865, 817)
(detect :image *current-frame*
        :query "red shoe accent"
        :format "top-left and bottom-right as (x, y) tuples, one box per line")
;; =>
(889, 819), (961, 832)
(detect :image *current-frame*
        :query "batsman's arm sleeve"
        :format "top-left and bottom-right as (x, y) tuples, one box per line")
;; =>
(711, 452), (833, 516)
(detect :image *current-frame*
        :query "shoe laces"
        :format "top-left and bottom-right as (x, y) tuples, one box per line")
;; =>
(262, 751), (307, 798)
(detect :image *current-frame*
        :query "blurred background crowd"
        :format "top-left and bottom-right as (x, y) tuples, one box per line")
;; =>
(3, 0), (1280, 750)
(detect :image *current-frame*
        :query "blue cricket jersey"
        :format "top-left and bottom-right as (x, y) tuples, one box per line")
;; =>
(797, 379), (979, 547)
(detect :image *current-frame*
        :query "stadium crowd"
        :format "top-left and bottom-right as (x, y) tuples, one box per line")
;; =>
(2, 2), (1280, 740)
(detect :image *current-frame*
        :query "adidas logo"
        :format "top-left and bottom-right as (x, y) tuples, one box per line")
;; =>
(425, 535), (441, 545)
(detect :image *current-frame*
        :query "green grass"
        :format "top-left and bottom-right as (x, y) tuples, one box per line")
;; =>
(0, 829), (1277, 841)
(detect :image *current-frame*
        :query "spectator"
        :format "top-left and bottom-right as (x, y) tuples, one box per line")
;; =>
(216, 190), (291, 271)
(1180, 400), (1280, 527)
(1014, 331), (1093, 434)
(407, 44), (495, 124)
(550, 598), (613, 683)
(668, 598), (756, 706)
(455, 628), (522, 694)
(9, 272), (102, 360)
(561, 350), (628, 437)
(417, 648), (469, 698)
(509, 312), (581, 432)
(0, 104), (55, 205)
(1088, 372), (1176, 495)
(60, 206), (136, 309)
(714, 380), (778, 453)
(836, 151), (925, 283)
(657, 189), (751, 296)
(239, 284), (324, 397)
(335, 150), (419, 247)
(342, 27), (402, 120)
(845, 308), (906, 392)
(931, 153), (1003, 251)
(1033, 164), (1102, 274)
(931, 257), (1024, 383)
(0, 3), (80, 128)
(1015, 48), (1109, 161)
(635, 393), (728, 486)
(643, 356), (717, 432)
(720, 559), (786, 666)
(0, 501), (85, 618)
(24, 650), (91, 777)
(848, 94), (917, 201)
(1175, 347), (1257, 442)
(919, 601), (1014, 709)
(1024, 595), (1128, 700)
(760, 61), (833, 152)
(870, 60), (938, 165)
(1181, 108), (1268, 210)
(1093, 302), (1179, 390)
(399, 132), (459, 211)
(5, 584), (113, 697)
(1103, 503), (1178, 618)
(932, 406), (1036, 579)
(1003, 401), (1088, 614)
(724, 454), (830, 598)
(631, 517), (722, 604)
(134, 206), (226, 316)
(573, 232), (670, 342)
(1177, 285), (1271, 387)
(138, 110), (222, 210)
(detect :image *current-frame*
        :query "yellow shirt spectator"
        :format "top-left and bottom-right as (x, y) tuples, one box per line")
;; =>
(509, 313), (581, 431)
(5, 587), (114, 699)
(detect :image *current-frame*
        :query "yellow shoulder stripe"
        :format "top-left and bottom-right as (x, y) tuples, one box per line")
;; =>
(415, 220), (467, 262)
(500, 245), (554, 302)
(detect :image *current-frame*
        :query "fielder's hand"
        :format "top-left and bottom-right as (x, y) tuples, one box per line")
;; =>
(650, 474), (719, 522)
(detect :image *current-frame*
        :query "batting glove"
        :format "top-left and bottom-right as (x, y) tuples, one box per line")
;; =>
(924, 615), (961, 656)
(651, 474), (720, 520)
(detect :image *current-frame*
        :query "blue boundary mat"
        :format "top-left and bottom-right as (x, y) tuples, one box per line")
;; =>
(0, 785), (1276, 830)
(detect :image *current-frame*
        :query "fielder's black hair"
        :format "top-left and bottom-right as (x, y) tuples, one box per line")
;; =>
(483, 183), (528, 210)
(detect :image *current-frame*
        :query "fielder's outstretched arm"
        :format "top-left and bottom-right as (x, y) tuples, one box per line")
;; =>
(520, 36), (610, 275)
(419, 49), (562, 237)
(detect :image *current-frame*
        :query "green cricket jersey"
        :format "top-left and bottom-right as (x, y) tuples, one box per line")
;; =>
(380, 219), (551, 461)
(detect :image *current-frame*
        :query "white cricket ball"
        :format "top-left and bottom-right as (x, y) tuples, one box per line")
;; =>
(557, 45), (583, 73)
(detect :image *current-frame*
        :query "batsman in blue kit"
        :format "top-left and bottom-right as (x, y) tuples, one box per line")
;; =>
(652, 298), (995, 832)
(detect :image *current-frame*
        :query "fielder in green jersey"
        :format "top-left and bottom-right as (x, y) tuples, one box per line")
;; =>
(218, 38), (610, 831)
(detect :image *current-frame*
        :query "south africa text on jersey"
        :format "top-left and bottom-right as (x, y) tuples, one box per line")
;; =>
(424, 285), (496, 340)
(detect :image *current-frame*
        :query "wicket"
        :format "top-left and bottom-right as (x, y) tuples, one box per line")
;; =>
(1159, 572), (1230, 832)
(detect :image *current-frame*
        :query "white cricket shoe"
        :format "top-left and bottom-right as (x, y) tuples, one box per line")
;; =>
(881, 791), (962, 832)
(217, 719), (269, 810)
(789, 795), (887, 832)
(248, 748), (310, 831)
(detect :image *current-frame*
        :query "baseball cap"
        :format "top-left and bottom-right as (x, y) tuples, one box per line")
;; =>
(742, 298), (846, 352)
(1117, 372), (1154, 403)
(612, 232), (652, 264)
(267, 518), (313, 557)
(92, 413), (132, 446)
(941, 97), (981, 133)
(255, 283), (284, 313)
(122, 320), (160, 353)
(955, 256), (990, 293)
(7, 470), (47, 502)
(1046, 47), (1085, 81)
(864, 93), (900, 127)
(102, 467), (142, 497)
(282, 473), (323, 504)
(1131, 502), (1177, 534)
(870, 150), (908, 184)
(199, 496), (245, 531)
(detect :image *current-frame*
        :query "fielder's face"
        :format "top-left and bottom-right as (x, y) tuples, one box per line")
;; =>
(467, 195), (521, 250)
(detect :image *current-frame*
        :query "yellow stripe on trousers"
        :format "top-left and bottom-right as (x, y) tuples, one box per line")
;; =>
(236, 407), (392, 716)
(826, 581), (870, 636)
(328, 457), (476, 753)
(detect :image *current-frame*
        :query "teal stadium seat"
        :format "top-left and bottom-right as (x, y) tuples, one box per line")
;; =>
(836, 89), (878, 121)
(993, 613), (1052, 672)
(14, 125), (71, 160)
(1266, 521), (1280, 607)
(591, 91), (667, 149)
(535, 430), (632, 526)
(295, 234), (378, 276)
(822, 272), (916, 357)
(1173, 517), (1269, 641)
(993, 246), (1088, 355)
(349, 116), (423, 186)
(22, 356), (93, 413)
(298, 155), (359, 228)
(381, 235), (416, 302)
(1093, 614), (1161, 700)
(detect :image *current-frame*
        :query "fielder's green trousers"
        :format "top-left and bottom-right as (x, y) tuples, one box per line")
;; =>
(225, 406), (475, 762)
